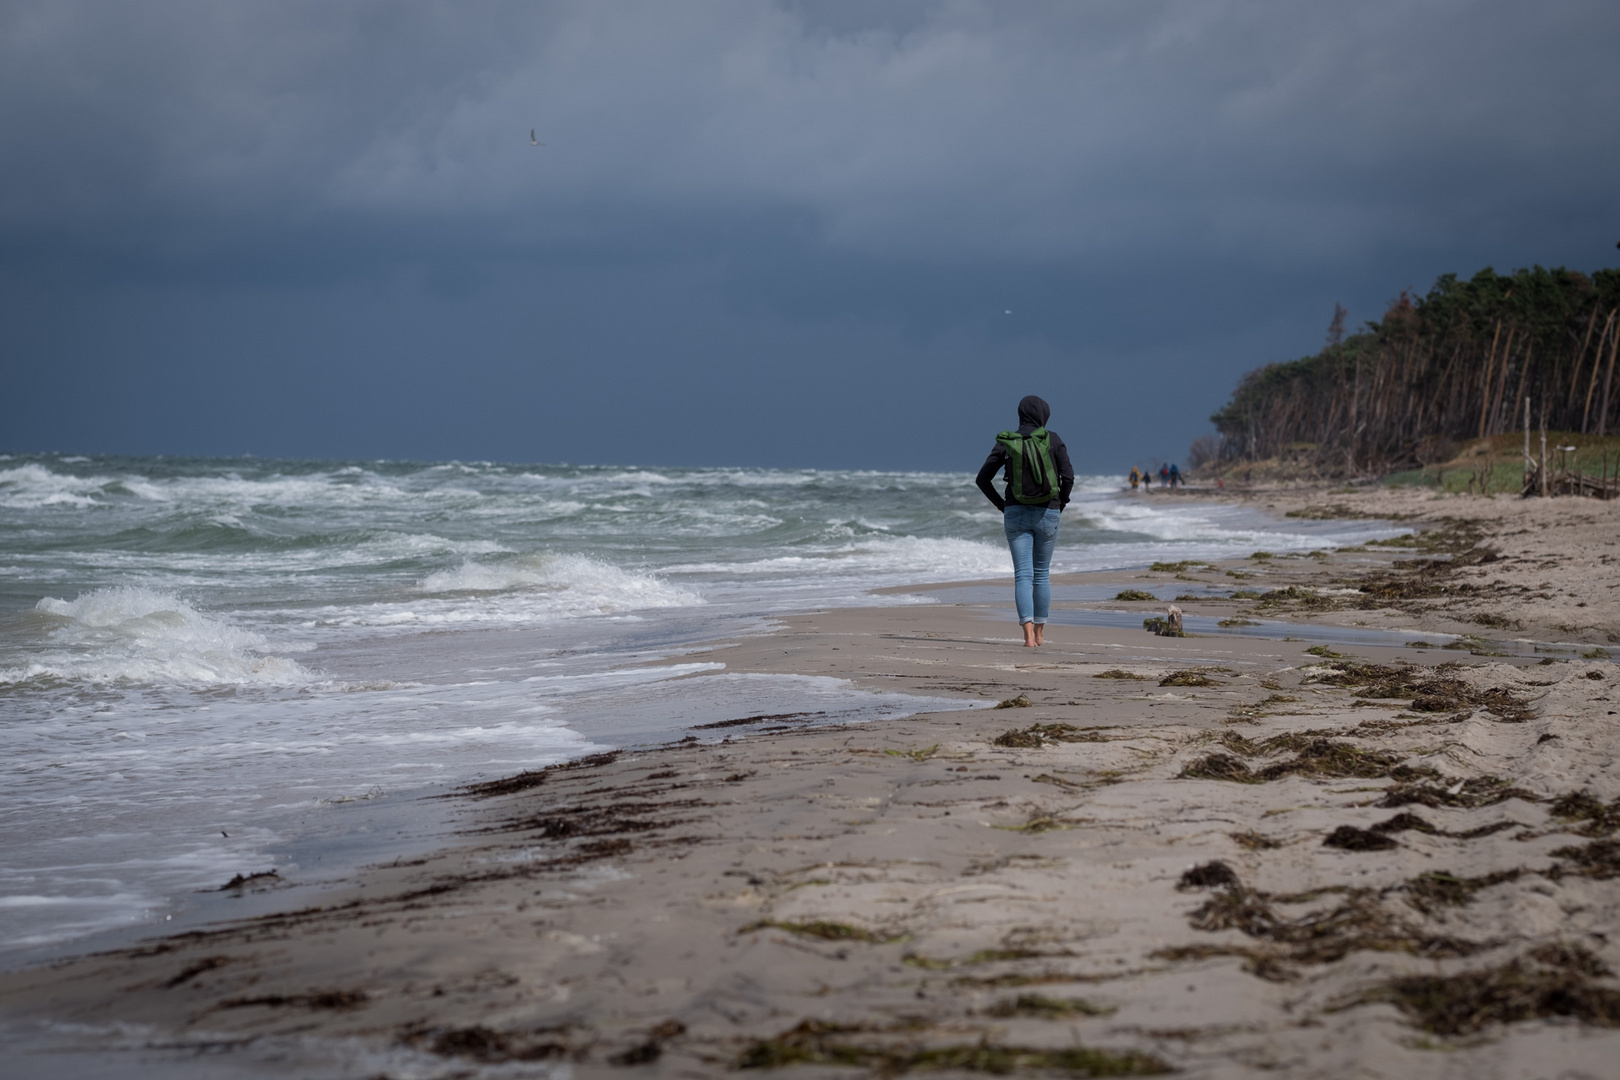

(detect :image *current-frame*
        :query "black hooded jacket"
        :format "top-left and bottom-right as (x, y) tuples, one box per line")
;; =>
(975, 395), (1075, 512)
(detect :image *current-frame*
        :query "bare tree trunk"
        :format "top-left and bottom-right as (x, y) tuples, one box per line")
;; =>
(1568, 304), (1601, 413)
(1477, 320), (1502, 438)
(1511, 339), (1535, 438)
(1585, 310), (1616, 433)
(1600, 319), (1620, 438)
(1489, 326), (1518, 435)
(1540, 408), (1548, 497)
(1523, 396), (1532, 491)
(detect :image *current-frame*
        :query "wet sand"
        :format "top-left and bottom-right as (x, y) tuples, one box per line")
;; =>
(4, 489), (1620, 1078)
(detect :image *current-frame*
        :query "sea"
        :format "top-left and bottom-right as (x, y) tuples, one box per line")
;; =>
(0, 454), (1398, 963)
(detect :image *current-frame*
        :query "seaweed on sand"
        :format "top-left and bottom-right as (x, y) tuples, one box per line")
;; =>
(403, 1023), (574, 1063)
(1401, 869), (1523, 915)
(1181, 736), (1427, 784)
(1322, 826), (1399, 852)
(492, 796), (709, 838)
(1160, 670), (1222, 687)
(218, 989), (368, 1011)
(693, 711), (823, 730)
(1094, 669), (1149, 680)
(1549, 839), (1620, 880)
(1549, 790), (1620, 836)
(740, 920), (907, 944)
(1160, 862), (1483, 979)
(735, 1019), (1170, 1074)
(1305, 660), (1534, 722)
(455, 751), (622, 799)
(1354, 945), (1620, 1036)
(985, 994), (1114, 1018)
(1378, 775), (1539, 810)
(994, 723), (1113, 748)
(1254, 586), (1344, 612)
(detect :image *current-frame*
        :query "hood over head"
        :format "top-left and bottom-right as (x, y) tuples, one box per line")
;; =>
(1017, 395), (1051, 430)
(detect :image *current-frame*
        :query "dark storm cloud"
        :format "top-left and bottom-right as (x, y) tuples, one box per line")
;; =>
(3, 1), (1618, 466)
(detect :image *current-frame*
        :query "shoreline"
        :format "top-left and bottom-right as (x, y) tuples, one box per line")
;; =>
(4, 487), (1619, 1077)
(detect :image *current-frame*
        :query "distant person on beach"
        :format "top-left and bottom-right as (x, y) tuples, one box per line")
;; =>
(1128, 466), (1140, 490)
(975, 395), (1075, 648)
(1160, 464), (1170, 488)
(1169, 463), (1182, 488)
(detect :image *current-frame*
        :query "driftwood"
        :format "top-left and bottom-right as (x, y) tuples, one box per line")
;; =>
(1143, 605), (1187, 638)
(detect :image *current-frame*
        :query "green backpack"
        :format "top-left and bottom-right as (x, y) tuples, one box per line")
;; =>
(995, 428), (1059, 505)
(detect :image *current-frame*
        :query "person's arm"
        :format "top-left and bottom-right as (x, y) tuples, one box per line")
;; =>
(1052, 434), (1075, 508)
(975, 446), (1008, 511)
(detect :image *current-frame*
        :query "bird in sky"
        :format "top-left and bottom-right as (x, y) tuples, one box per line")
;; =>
(530, 129), (545, 147)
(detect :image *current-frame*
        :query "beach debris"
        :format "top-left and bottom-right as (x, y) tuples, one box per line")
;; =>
(1167, 605), (1183, 635)
(1352, 945), (1620, 1035)
(217, 869), (280, 892)
(1230, 830), (1283, 850)
(993, 693), (1033, 709)
(1093, 668), (1148, 680)
(1114, 589), (1155, 601)
(1142, 615), (1185, 636)
(1218, 616), (1261, 627)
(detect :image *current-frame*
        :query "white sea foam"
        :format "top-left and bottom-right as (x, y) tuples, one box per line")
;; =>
(0, 464), (110, 508)
(3, 587), (307, 687)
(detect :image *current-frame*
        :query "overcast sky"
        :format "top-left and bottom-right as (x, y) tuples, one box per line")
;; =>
(3, 0), (1616, 471)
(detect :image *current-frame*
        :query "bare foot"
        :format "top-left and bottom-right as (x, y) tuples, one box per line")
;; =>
(1033, 624), (1045, 647)
(1021, 622), (1038, 648)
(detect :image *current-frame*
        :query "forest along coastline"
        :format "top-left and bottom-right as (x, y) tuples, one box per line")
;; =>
(2, 485), (1618, 1077)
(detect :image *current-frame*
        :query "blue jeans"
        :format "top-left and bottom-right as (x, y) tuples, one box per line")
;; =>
(1003, 505), (1061, 625)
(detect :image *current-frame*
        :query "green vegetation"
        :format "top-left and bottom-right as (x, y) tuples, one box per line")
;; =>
(1209, 264), (1620, 475)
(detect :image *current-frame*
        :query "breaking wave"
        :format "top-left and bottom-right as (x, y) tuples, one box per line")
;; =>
(2, 587), (308, 687)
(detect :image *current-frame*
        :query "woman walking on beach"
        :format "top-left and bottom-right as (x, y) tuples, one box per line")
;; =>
(975, 395), (1075, 647)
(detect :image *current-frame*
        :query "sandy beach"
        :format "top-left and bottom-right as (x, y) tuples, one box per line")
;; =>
(5, 487), (1620, 1079)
